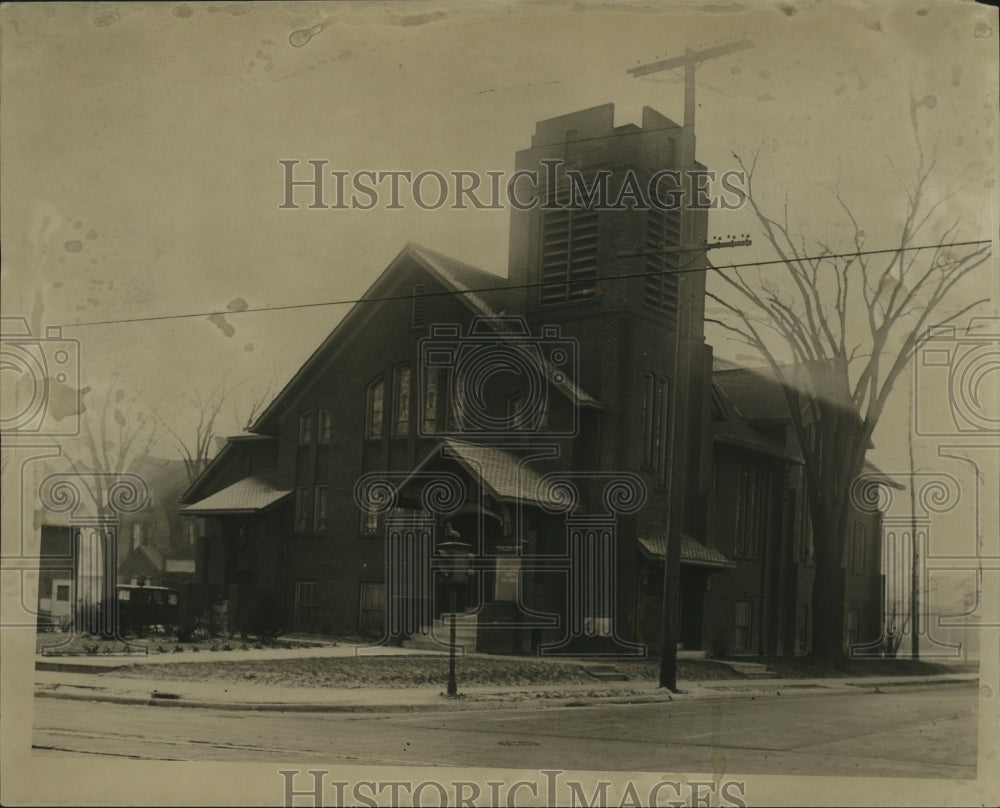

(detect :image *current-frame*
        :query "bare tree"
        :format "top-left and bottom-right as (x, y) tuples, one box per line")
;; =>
(234, 376), (277, 434)
(159, 380), (233, 485)
(61, 374), (159, 515)
(159, 376), (277, 485)
(707, 148), (990, 668)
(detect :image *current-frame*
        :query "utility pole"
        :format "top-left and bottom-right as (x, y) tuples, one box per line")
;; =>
(629, 38), (754, 692)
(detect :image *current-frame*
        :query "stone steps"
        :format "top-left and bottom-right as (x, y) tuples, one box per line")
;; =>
(722, 660), (772, 679)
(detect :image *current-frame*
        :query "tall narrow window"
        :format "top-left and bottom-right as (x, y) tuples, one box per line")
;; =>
(393, 365), (411, 437)
(295, 486), (310, 533)
(366, 378), (384, 439)
(422, 367), (439, 434)
(298, 412), (313, 445)
(411, 283), (427, 328)
(313, 486), (328, 533)
(736, 463), (769, 559)
(317, 410), (331, 444)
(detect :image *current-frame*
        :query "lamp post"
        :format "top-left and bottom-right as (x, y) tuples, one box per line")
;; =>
(436, 536), (474, 697)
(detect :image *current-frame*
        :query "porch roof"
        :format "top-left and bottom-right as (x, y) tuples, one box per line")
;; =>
(410, 439), (566, 509)
(180, 476), (292, 516)
(638, 528), (735, 569)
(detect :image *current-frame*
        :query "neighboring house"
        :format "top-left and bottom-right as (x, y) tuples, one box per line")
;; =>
(180, 103), (891, 656)
(34, 456), (197, 631)
(118, 544), (164, 586)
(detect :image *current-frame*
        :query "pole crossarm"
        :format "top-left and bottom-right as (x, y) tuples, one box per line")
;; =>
(627, 39), (755, 78)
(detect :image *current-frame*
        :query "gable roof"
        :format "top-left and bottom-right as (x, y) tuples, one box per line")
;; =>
(712, 361), (792, 424)
(246, 242), (598, 439)
(119, 545), (164, 579)
(712, 358), (875, 454)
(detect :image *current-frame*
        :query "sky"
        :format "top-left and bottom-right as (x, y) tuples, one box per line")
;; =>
(0, 1), (998, 802)
(1, 1), (996, 547)
(2, 0), (997, 610)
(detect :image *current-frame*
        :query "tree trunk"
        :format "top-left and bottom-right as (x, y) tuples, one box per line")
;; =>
(809, 526), (846, 670)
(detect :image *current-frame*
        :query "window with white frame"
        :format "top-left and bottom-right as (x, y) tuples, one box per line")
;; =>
(318, 409), (332, 444)
(299, 411), (313, 445)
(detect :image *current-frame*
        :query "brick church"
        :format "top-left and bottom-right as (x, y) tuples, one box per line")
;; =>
(180, 104), (888, 657)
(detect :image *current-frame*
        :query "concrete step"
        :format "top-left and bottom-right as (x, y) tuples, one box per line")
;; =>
(722, 660), (772, 678)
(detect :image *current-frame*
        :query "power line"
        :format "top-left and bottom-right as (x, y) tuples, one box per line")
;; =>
(57, 238), (991, 329)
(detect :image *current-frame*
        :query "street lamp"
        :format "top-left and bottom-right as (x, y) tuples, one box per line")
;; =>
(436, 535), (475, 697)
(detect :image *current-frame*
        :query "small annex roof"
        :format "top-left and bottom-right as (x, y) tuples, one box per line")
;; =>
(638, 525), (735, 569)
(180, 476), (292, 516)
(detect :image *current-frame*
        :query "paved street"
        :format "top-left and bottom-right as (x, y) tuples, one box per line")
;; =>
(33, 682), (978, 778)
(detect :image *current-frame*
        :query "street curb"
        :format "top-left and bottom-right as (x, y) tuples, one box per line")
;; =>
(36, 660), (134, 674)
(32, 688), (581, 713)
(33, 676), (976, 714)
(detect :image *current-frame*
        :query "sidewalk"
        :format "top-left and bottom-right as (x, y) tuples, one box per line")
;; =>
(33, 646), (980, 713)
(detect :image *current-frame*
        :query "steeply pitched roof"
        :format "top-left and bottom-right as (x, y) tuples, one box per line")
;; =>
(180, 476), (292, 515)
(119, 544), (164, 579)
(243, 243), (598, 441)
